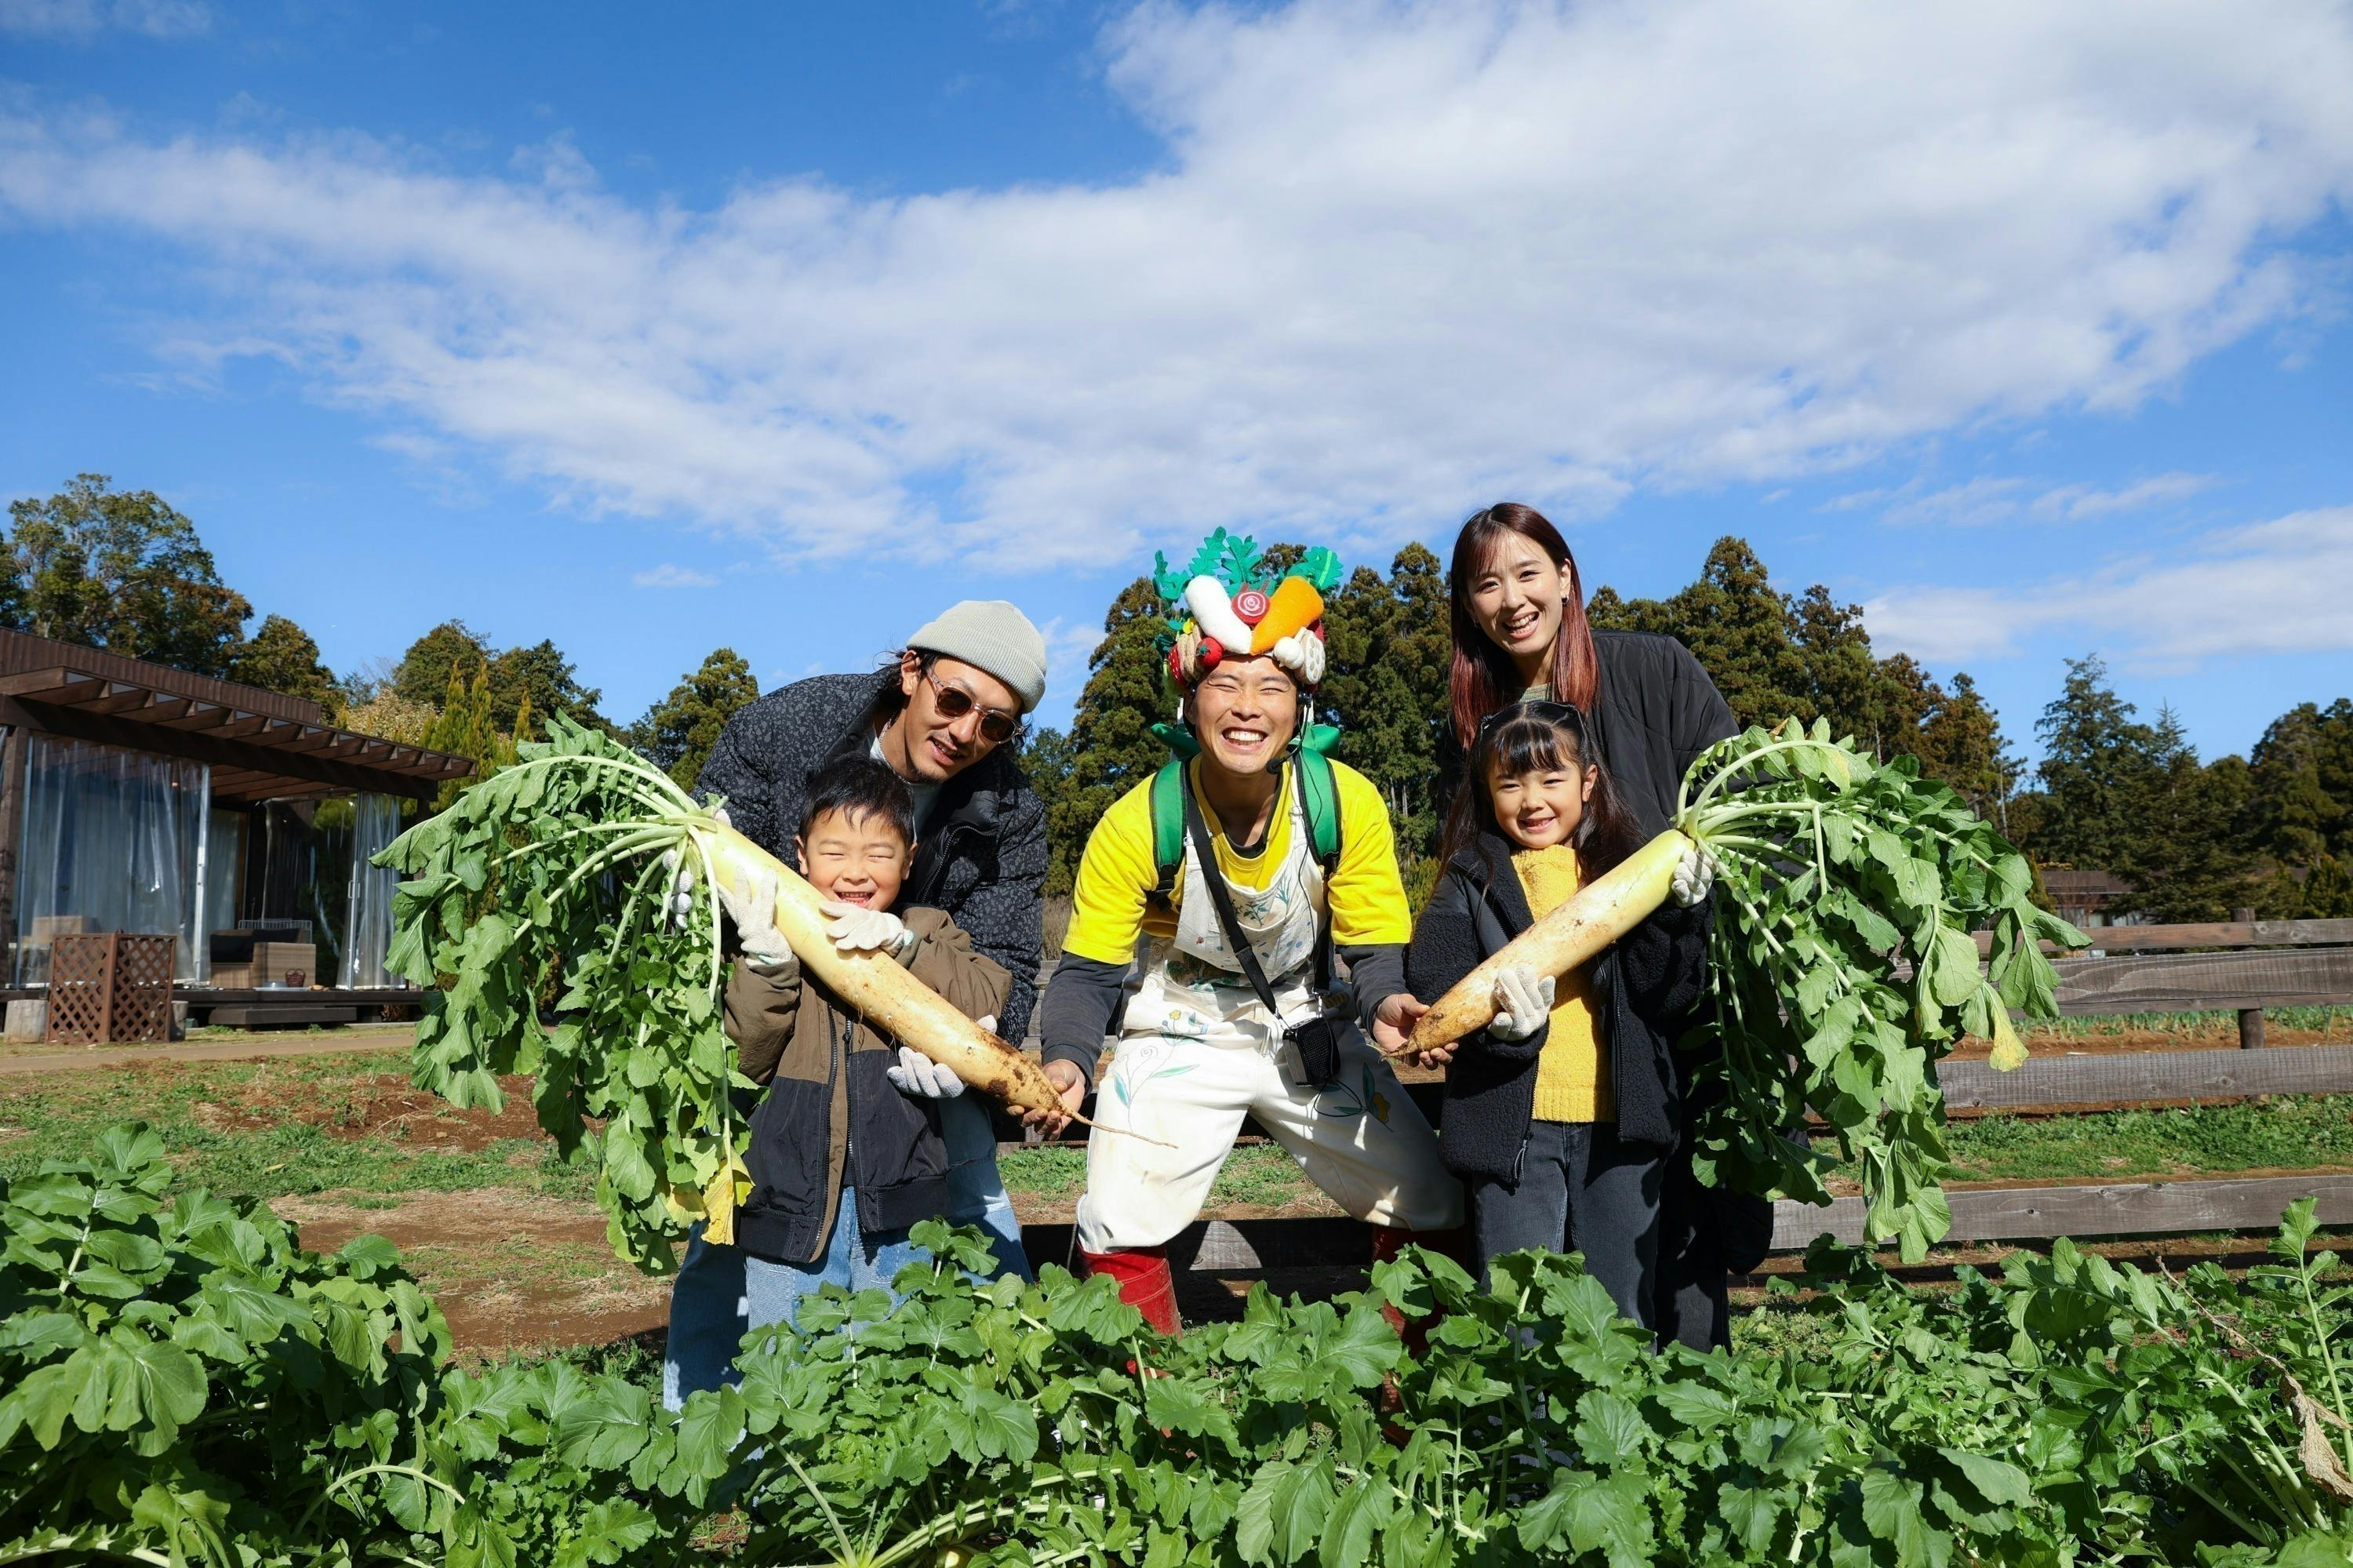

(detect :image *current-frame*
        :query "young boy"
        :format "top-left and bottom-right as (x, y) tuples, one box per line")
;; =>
(711, 755), (1020, 1342)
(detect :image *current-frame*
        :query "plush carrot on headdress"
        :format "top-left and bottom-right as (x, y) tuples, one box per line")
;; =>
(1151, 529), (1343, 689)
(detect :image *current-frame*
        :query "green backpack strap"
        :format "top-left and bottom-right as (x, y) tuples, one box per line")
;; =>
(1147, 759), (1187, 912)
(1147, 744), (1344, 905)
(1294, 746), (1343, 874)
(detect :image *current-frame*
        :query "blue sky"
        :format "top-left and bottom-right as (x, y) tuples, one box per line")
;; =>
(2, 0), (2349, 767)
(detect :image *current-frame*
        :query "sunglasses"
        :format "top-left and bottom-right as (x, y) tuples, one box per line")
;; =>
(920, 668), (1022, 744)
(1476, 697), (1586, 741)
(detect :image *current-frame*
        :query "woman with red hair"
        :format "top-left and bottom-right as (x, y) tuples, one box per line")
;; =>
(1432, 502), (1755, 1352)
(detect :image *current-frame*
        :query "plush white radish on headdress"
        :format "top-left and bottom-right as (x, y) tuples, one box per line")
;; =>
(1173, 571), (1327, 686)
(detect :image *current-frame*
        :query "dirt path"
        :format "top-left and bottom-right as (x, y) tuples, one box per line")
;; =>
(0, 1024), (415, 1075)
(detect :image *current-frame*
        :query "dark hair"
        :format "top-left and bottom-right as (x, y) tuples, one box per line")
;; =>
(1446, 503), (1601, 751)
(799, 756), (917, 846)
(1437, 703), (1642, 875)
(871, 648), (940, 719)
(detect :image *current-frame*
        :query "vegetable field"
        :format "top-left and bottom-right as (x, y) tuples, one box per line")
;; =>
(9, 1123), (2353, 1566)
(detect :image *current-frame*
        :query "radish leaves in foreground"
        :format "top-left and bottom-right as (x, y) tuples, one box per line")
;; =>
(376, 716), (738, 1271)
(1675, 719), (2087, 1260)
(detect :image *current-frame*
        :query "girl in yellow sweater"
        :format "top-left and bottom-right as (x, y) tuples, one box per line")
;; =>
(1404, 701), (1713, 1330)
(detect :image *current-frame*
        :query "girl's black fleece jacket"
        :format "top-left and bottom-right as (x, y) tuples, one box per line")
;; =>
(1405, 824), (1711, 1185)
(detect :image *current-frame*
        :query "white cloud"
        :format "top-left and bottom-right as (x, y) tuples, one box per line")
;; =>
(631, 563), (718, 589)
(1855, 471), (2220, 526)
(1865, 505), (2353, 664)
(1, 1), (2349, 566)
(1037, 615), (1110, 711)
(1, 0), (209, 38)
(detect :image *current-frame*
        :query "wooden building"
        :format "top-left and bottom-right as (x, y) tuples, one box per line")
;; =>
(0, 629), (475, 1027)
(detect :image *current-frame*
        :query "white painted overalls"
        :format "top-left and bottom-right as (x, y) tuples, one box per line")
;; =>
(1073, 779), (1461, 1253)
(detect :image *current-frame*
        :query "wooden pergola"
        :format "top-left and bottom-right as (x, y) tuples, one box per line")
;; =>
(0, 628), (475, 1012)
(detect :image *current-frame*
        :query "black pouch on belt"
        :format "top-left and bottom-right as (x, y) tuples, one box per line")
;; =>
(1182, 769), (1343, 1086)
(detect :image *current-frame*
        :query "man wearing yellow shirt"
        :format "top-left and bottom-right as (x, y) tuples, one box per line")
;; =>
(1035, 537), (1461, 1333)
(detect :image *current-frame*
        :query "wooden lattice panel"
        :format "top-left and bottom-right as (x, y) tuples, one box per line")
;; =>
(45, 933), (115, 1046)
(45, 933), (176, 1046)
(108, 934), (176, 1044)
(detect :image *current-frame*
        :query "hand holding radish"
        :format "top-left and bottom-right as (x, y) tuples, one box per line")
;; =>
(1669, 843), (1716, 907)
(1488, 966), (1553, 1041)
(1370, 993), (1427, 1057)
(717, 861), (799, 983)
(823, 900), (916, 957)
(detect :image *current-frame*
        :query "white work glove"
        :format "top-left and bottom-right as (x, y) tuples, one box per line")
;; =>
(716, 861), (798, 984)
(658, 806), (732, 928)
(822, 900), (917, 959)
(1670, 843), (1718, 908)
(886, 1045), (966, 1099)
(1489, 965), (1555, 1042)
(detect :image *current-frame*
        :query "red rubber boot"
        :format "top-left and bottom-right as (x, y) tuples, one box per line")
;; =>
(1080, 1246), (1182, 1337)
(1370, 1224), (1471, 1342)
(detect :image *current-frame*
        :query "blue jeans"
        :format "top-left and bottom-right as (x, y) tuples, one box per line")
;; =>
(660, 1093), (1027, 1409)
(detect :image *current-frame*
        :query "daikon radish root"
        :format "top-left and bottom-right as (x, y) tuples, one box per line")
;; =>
(1398, 715), (2087, 1263)
(376, 715), (1158, 1275)
(1404, 830), (1689, 1051)
(699, 818), (1096, 1126)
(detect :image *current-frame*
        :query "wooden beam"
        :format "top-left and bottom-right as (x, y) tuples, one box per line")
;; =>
(120, 694), (195, 725)
(150, 702), (227, 731)
(205, 713), (270, 741)
(2050, 947), (2353, 1017)
(1771, 1175), (2353, 1250)
(1976, 918), (2353, 956)
(0, 697), (441, 801)
(1940, 1044), (2353, 1112)
(0, 671), (107, 706)
(79, 682), (158, 716)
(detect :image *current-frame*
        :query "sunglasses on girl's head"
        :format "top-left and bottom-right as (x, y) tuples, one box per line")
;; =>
(920, 668), (1021, 744)
(1476, 698), (1585, 740)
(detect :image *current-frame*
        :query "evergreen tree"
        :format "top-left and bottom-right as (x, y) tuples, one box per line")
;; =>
(1671, 537), (1811, 730)
(1054, 579), (1176, 886)
(395, 621), (494, 709)
(630, 648), (759, 794)
(1019, 727), (1080, 897)
(2127, 709), (2255, 922)
(493, 638), (606, 733)
(425, 660), (501, 810)
(2, 474), (254, 675)
(2031, 655), (2159, 874)
(227, 613), (341, 719)
(1915, 672), (2019, 829)
(2248, 699), (2353, 866)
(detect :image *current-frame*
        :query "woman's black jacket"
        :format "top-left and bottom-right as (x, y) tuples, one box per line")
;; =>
(1405, 826), (1711, 1185)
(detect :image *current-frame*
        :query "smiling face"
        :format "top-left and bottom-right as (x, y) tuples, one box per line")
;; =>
(1486, 756), (1595, 851)
(795, 806), (912, 908)
(1187, 656), (1302, 777)
(886, 653), (1023, 784)
(1466, 531), (1573, 675)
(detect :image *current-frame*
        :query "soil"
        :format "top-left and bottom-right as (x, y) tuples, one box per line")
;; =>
(282, 1189), (673, 1353)
(188, 1069), (549, 1152)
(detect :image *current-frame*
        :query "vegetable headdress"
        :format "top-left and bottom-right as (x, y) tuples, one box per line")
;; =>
(1151, 529), (1344, 689)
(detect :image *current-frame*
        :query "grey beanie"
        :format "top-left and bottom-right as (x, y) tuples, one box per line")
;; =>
(906, 600), (1049, 713)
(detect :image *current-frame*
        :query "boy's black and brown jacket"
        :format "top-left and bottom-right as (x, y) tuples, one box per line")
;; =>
(725, 908), (1009, 1265)
(1405, 826), (1711, 1185)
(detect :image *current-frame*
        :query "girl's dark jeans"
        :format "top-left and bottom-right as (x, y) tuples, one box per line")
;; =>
(1468, 1119), (1664, 1330)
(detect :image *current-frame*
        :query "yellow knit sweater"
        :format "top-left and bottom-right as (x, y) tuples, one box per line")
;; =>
(1513, 843), (1610, 1122)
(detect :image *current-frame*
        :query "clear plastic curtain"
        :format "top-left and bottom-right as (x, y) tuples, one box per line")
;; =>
(343, 795), (403, 988)
(13, 735), (209, 984)
(260, 799), (354, 980)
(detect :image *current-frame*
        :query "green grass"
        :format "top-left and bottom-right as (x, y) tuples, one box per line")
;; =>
(998, 1141), (1323, 1212)
(0, 1053), (595, 1204)
(2019, 1005), (2353, 1039)
(1810, 1094), (2353, 1188)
